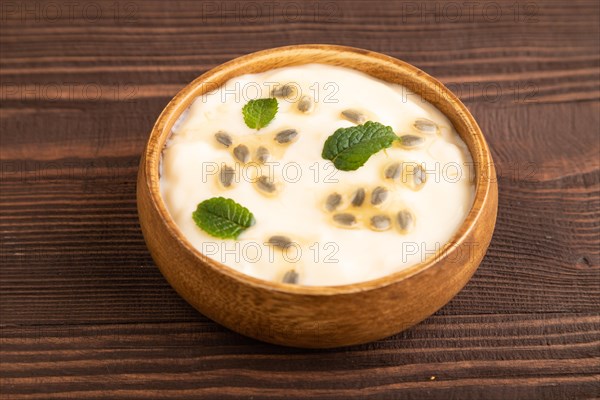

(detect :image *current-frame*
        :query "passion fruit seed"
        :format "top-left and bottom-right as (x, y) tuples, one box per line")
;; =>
(325, 193), (342, 212)
(233, 144), (250, 163)
(274, 129), (298, 144)
(282, 269), (299, 284)
(255, 175), (277, 194)
(399, 134), (426, 148)
(370, 215), (392, 231)
(414, 165), (427, 186)
(214, 130), (232, 147)
(219, 164), (235, 188)
(297, 96), (314, 113)
(333, 213), (357, 227)
(396, 209), (415, 233)
(350, 188), (366, 207)
(414, 118), (438, 134)
(405, 163), (427, 190)
(271, 84), (295, 98)
(371, 186), (389, 206)
(255, 146), (270, 163)
(268, 235), (293, 249)
(341, 109), (367, 124)
(384, 162), (401, 180)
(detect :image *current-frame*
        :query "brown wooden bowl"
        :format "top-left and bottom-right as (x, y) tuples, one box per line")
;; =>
(137, 44), (498, 348)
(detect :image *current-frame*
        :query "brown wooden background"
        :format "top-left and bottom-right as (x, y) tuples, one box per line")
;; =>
(1, 0), (599, 398)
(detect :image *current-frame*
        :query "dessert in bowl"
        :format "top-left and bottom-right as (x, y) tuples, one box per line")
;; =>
(137, 45), (497, 348)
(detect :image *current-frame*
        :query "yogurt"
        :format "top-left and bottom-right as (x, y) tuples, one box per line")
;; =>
(160, 64), (475, 286)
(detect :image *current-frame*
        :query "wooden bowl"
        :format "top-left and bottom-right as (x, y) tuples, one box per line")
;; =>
(137, 44), (498, 348)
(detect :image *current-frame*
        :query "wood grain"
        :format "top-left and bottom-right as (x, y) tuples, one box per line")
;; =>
(1, 0), (599, 397)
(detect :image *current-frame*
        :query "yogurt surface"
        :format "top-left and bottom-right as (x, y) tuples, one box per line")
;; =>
(160, 64), (475, 286)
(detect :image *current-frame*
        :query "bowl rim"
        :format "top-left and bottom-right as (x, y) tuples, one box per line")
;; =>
(141, 44), (494, 296)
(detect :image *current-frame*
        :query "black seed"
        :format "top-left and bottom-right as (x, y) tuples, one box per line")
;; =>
(400, 134), (426, 148)
(370, 215), (391, 231)
(255, 176), (277, 194)
(233, 144), (249, 163)
(214, 131), (232, 147)
(282, 269), (299, 284)
(406, 164), (427, 190)
(325, 193), (342, 212)
(396, 210), (415, 233)
(275, 129), (298, 144)
(414, 118), (438, 134)
(255, 146), (270, 163)
(271, 84), (295, 98)
(341, 109), (367, 124)
(350, 188), (366, 207)
(297, 96), (314, 113)
(414, 165), (427, 186)
(219, 165), (235, 188)
(268, 235), (293, 249)
(385, 163), (401, 180)
(333, 213), (357, 226)
(371, 186), (389, 205)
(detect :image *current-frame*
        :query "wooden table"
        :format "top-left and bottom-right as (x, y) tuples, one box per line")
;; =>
(1, 1), (599, 398)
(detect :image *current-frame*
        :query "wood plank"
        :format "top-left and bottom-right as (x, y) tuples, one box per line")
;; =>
(1, 314), (598, 399)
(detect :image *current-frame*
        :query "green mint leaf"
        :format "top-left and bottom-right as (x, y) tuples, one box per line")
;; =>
(242, 98), (278, 130)
(192, 197), (255, 239)
(322, 121), (398, 171)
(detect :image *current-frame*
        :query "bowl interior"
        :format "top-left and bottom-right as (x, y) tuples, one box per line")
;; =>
(143, 44), (493, 294)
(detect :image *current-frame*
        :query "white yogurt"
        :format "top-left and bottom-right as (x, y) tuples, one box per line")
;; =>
(160, 64), (475, 286)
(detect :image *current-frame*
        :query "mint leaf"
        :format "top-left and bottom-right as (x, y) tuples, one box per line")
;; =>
(242, 98), (278, 130)
(322, 121), (398, 171)
(192, 197), (255, 239)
